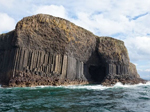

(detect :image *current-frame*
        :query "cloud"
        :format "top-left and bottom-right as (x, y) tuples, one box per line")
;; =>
(138, 70), (150, 79)
(72, 13), (130, 36)
(124, 36), (150, 61)
(34, 5), (68, 19)
(0, 0), (14, 8)
(138, 69), (150, 72)
(0, 13), (16, 34)
(63, 0), (150, 39)
(145, 69), (150, 72)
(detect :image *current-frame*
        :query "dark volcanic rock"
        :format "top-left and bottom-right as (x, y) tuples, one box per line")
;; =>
(0, 14), (145, 87)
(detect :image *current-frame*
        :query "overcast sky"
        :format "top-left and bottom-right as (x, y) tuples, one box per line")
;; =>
(0, 0), (150, 79)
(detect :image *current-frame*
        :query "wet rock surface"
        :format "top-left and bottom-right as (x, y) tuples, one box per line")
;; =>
(0, 14), (145, 87)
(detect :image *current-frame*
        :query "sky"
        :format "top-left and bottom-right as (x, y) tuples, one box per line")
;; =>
(0, 0), (150, 79)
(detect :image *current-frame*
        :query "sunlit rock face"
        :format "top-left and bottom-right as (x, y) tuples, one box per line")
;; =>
(0, 14), (144, 87)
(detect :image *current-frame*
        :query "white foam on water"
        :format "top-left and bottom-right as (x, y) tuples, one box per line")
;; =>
(56, 81), (150, 90)
(34, 85), (50, 88)
(26, 84), (109, 90)
(62, 85), (109, 90)
(1, 81), (150, 90)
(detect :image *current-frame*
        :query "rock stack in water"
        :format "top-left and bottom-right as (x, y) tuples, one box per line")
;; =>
(0, 14), (145, 87)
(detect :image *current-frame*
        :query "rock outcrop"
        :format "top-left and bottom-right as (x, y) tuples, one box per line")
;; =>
(0, 14), (145, 87)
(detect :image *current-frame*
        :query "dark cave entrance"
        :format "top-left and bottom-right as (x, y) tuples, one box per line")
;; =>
(89, 65), (106, 83)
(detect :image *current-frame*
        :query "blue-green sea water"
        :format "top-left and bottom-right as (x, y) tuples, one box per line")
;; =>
(1, 82), (150, 112)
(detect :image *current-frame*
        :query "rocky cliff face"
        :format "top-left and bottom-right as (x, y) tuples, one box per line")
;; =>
(0, 14), (145, 87)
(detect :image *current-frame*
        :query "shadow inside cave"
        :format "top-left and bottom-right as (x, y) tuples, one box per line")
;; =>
(83, 51), (108, 84)
(89, 65), (106, 83)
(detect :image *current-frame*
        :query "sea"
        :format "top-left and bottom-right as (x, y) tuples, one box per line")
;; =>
(1, 82), (150, 112)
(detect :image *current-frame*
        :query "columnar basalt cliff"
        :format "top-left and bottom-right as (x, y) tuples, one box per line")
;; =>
(0, 14), (145, 87)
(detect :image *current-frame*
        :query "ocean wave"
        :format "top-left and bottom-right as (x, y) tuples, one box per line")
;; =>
(113, 81), (150, 88)
(29, 81), (150, 90)
(1, 81), (150, 90)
